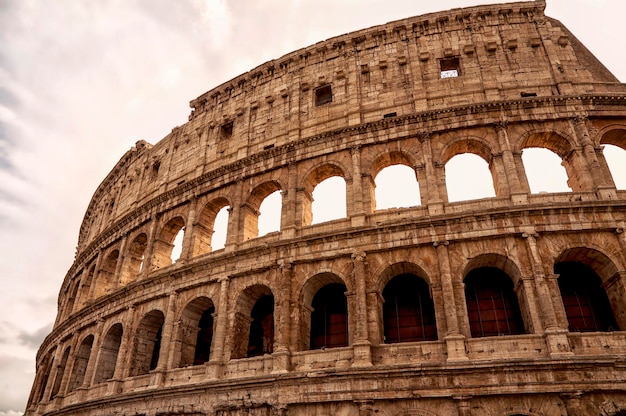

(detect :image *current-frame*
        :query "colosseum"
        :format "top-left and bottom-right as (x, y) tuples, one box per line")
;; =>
(26, 0), (626, 415)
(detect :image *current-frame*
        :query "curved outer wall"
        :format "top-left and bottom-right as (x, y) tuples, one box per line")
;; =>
(27, 1), (626, 415)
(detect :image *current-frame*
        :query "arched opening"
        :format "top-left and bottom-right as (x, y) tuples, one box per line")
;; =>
(247, 294), (275, 357)
(130, 310), (165, 376)
(177, 297), (215, 367)
(35, 349), (55, 403)
(311, 176), (347, 224)
(258, 191), (282, 236)
(49, 346), (70, 399)
(556, 261), (618, 332)
(374, 164), (421, 210)
(170, 228), (184, 262)
(243, 182), (282, 240)
(310, 283), (349, 350)
(194, 308), (215, 364)
(212, 206), (229, 250)
(152, 217), (185, 268)
(68, 335), (94, 391)
(464, 268), (525, 337)
(603, 144), (626, 190)
(194, 198), (230, 255)
(78, 263), (96, 307)
(64, 279), (80, 318)
(522, 147), (571, 193)
(94, 249), (119, 298)
(231, 285), (274, 359)
(382, 274), (437, 343)
(302, 164), (347, 226)
(94, 323), (123, 384)
(445, 153), (496, 202)
(122, 233), (147, 283)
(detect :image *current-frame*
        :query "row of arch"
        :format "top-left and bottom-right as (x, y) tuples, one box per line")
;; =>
(63, 128), (626, 316)
(36, 248), (623, 405)
(86, 121), (626, 246)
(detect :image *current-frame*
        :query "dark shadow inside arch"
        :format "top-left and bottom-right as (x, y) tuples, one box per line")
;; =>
(464, 267), (525, 338)
(247, 294), (274, 357)
(556, 261), (618, 332)
(310, 283), (348, 350)
(383, 274), (437, 343)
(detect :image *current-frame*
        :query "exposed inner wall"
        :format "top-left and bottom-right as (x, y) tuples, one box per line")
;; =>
(75, 0), (625, 255)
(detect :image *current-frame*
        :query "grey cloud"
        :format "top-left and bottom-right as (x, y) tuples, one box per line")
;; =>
(16, 323), (53, 350)
(0, 354), (34, 413)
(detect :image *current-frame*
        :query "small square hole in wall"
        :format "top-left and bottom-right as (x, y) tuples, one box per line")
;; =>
(315, 85), (333, 106)
(221, 121), (233, 138)
(440, 57), (460, 78)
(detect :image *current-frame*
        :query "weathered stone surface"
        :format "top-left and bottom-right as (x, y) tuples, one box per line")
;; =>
(27, 1), (626, 415)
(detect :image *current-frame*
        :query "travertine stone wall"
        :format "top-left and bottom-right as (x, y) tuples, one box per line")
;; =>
(27, 1), (626, 415)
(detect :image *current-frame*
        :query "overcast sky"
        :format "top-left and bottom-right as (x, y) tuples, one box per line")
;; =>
(1, 1), (625, 414)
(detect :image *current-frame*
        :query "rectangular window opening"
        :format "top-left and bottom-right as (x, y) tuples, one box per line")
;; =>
(440, 57), (460, 78)
(315, 85), (333, 106)
(221, 121), (233, 138)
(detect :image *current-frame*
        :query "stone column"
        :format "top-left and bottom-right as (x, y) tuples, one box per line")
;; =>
(273, 260), (293, 373)
(140, 216), (158, 275)
(280, 163), (298, 238)
(180, 199), (198, 261)
(489, 152), (509, 197)
(435, 241), (468, 362)
(350, 145), (367, 226)
(355, 400), (375, 416)
(153, 291), (178, 386)
(110, 307), (136, 389)
(522, 231), (572, 357)
(494, 122), (526, 203)
(454, 395), (472, 416)
(113, 235), (128, 288)
(561, 392), (585, 416)
(208, 277), (230, 378)
(84, 319), (105, 388)
(351, 252), (372, 367)
(418, 132), (445, 215)
(86, 251), (104, 300)
(571, 116), (614, 197)
(59, 336), (81, 397)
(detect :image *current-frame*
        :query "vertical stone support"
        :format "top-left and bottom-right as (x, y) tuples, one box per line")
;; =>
(140, 216), (158, 275)
(454, 395), (472, 416)
(561, 392), (585, 416)
(494, 122), (526, 202)
(605, 268), (626, 330)
(152, 291), (177, 386)
(111, 307), (136, 386)
(418, 132), (445, 215)
(571, 116), (614, 197)
(272, 260), (292, 373)
(226, 181), (244, 249)
(280, 163), (298, 238)
(208, 277), (230, 378)
(84, 319), (105, 388)
(58, 336), (81, 397)
(86, 251), (104, 301)
(512, 151), (531, 194)
(355, 400), (374, 416)
(350, 145), (367, 226)
(522, 231), (572, 357)
(113, 235), (128, 288)
(41, 345), (65, 402)
(519, 276), (544, 334)
(351, 251), (372, 367)
(489, 152), (509, 197)
(434, 241), (468, 362)
(180, 199), (198, 261)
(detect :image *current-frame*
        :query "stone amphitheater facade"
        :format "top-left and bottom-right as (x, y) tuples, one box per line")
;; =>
(26, 1), (626, 415)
